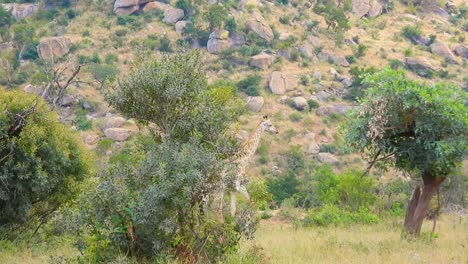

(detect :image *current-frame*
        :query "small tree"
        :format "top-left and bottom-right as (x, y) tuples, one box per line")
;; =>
(0, 89), (90, 228)
(345, 68), (467, 236)
(205, 4), (228, 31)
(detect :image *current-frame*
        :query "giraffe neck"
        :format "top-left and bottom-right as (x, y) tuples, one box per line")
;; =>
(235, 120), (265, 163)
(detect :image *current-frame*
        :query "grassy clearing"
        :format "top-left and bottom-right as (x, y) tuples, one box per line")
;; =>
(1, 215), (466, 264)
(231, 214), (467, 264)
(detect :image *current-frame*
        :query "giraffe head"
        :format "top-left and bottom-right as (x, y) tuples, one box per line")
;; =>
(261, 115), (278, 134)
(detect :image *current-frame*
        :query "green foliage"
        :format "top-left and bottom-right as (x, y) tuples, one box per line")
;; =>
(307, 99), (319, 109)
(88, 63), (120, 89)
(303, 204), (378, 226)
(237, 74), (261, 96)
(247, 178), (273, 210)
(314, 0), (349, 31)
(0, 89), (90, 227)
(205, 4), (228, 31)
(225, 17), (237, 33)
(289, 112), (302, 122)
(159, 35), (172, 52)
(343, 66), (377, 101)
(0, 5), (14, 28)
(401, 25), (422, 41)
(283, 145), (305, 174)
(74, 109), (92, 131)
(107, 51), (244, 143)
(345, 68), (467, 181)
(267, 173), (300, 204)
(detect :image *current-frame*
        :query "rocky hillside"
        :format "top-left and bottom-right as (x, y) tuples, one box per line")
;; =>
(1, 0), (467, 178)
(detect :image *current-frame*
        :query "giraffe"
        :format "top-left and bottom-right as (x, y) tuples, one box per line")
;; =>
(216, 115), (278, 219)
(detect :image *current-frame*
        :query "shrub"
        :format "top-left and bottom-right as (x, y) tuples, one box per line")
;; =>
(159, 35), (172, 52)
(303, 205), (378, 226)
(237, 74), (261, 96)
(74, 109), (92, 130)
(401, 25), (422, 41)
(225, 17), (237, 33)
(267, 172), (300, 204)
(289, 112), (302, 122)
(282, 145), (305, 174)
(0, 90), (90, 228)
(307, 99), (319, 109)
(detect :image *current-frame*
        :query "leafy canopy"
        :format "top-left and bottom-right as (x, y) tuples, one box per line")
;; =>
(0, 89), (90, 226)
(107, 51), (244, 144)
(345, 68), (467, 179)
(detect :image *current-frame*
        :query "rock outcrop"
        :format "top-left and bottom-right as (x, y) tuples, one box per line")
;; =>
(292, 96), (308, 111)
(430, 41), (456, 63)
(317, 153), (339, 164)
(247, 96), (264, 112)
(453, 45), (468, 58)
(104, 128), (132, 141)
(245, 13), (274, 43)
(404, 57), (437, 77)
(249, 53), (274, 70)
(142, 1), (168, 13)
(207, 30), (231, 54)
(352, 0), (382, 18)
(269, 71), (298, 95)
(113, 0), (139, 15)
(1, 3), (38, 20)
(318, 51), (350, 67)
(163, 7), (184, 23)
(37, 37), (71, 61)
(175, 20), (188, 33)
(316, 104), (353, 116)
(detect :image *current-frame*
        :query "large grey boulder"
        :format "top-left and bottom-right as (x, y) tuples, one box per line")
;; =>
(175, 20), (188, 33)
(318, 51), (350, 67)
(113, 0), (139, 15)
(249, 53), (274, 70)
(142, 1), (168, 13)
(292, 96), (308, 111)
(245, 13), (274, 43)
(404, 57), (437, 77)
(84, 134), (100, 145)
(1, 3), (38, 20)
(37, 37), (71, 61)
(352, 0), (382, 18)
(269, 71), (298, 95)
(431, 41), (456, 63)
(104, 116), (126, 129)
(207, 30), (231, 54)
(163, 7), (184, 23)
(247, 96), (264, 112)
(104, 128), (132, 141)
(318, 153), (339, 164)
(453, 45), (468, 58)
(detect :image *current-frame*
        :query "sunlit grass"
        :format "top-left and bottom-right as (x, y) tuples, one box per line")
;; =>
(231, 214), (467, 264)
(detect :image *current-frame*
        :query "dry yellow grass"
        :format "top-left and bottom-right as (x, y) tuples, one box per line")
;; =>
(237, 215), (467, 264)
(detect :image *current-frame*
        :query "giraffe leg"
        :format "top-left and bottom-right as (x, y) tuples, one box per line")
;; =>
(230, 191), (237, 217)
(238, 184), (250, 201)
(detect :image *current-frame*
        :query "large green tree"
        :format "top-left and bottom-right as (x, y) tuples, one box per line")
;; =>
(77, 51), (247, 262)
(345, 68), (467, 236)
(0, 89), (90, 227)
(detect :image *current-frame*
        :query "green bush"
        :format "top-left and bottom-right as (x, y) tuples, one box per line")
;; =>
(74, 109), (92, 131)
(401, 25), (422, 41)
(267, 172), (300, 204)
(303, 205), (378, 226)
(289, 112), (302, 122)
(0, 89), (90, 228)
(307, 99), (319, 109)
(237, 74), (261, 96)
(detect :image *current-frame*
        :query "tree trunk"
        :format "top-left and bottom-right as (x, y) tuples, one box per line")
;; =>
(404, 172), (444, 236)
(230, 191), (237, 217)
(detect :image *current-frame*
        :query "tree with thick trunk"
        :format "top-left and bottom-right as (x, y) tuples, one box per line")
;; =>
(345, 68), (467, 236)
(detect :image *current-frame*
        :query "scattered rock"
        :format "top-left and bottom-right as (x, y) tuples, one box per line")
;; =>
(340, 77), (353, 87)
(104, 128), (132, 141)
(299, 43), (316, 59)
(37, 36), (71, 61)
(318, 51), (350, 67)
(84, 134), (100, 145)
(113, 0), (139, 15)
(163, 7), (184, 23)
(229, 33), (246, 47)
(315, 91), (332, 102)
(453, 45), (468, 58)
(404, 57), (437, 77)
(269, 71), (298, 95)
(410, 35), (430, 46)
(316, 104), (353, 116)
(142, 1), (168, 13)
(207, 30), (231, 54)
(317, 152), (339, 164)
(304, 133), (320, 155)
(175, 20), (188, 33)
(104, 116), (126, 129)
(247, 96), (264, 112)
(59, 95), (77, 107)
(431, 41), (456, 63)
(292, 96), (308, 111)
(249, 53), (274, 70)
(245, 13), (274, 43)
(313, 71), (322, 80)
(328, 68), (339, 77)
(1, 3), (38, 20)
(352, 0), (382, 18)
